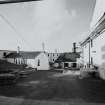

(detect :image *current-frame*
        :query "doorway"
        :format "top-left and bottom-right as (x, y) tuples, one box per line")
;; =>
(64, 63), (69, 68)
(72, 63), (77, 68)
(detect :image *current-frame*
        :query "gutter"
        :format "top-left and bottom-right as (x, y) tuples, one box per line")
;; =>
(80, 13), (105, 46)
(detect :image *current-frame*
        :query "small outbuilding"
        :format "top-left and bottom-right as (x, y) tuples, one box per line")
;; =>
(54, 52), (80, 69)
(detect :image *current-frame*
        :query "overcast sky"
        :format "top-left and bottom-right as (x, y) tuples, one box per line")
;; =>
(0, 0), (96, 52)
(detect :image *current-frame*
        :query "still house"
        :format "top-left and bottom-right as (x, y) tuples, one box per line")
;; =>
(80, 0), (105, 79)
(54, 52), (80, 69)
(5, 51), (50, 70)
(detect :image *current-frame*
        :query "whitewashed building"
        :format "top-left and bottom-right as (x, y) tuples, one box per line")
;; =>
(5, 51), (50, 70)
(80, 0), (105, 79)
(34, 52), (49, 70)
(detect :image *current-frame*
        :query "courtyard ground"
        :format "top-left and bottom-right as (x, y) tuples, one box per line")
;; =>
(0, 70), (105, 105)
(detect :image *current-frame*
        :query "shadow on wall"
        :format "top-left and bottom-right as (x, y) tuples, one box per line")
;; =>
(101, 45), (105, 60)
(101, 44), (105, 52)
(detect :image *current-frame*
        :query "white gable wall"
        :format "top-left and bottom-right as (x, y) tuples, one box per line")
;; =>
(34, 53), (50, 70)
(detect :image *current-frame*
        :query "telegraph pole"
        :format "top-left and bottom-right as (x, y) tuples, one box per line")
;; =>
(42, 42), (45, 53)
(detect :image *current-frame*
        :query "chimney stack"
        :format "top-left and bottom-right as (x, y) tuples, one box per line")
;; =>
(73, 42), (76, 53)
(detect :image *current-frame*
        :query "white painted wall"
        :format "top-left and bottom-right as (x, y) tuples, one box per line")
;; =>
(90, 0), (105, 79)
(82, 43), (90, 67)
(91, 33), (105, 67)
(7, 58), (14, 64)
(91, 0), (105, 28)
(81, 0), (105, 79)
(34, 53), (50, 70)
(91, 32), (105, 80)
(26, 59), (35, 68)
(7, 57), (23, 65)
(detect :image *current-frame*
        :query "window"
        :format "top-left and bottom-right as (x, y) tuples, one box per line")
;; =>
(3, 52), (6, 57)
(64, 63), (69, 68)
(37, 59), (40, 66)
(72, 63), (77, 68)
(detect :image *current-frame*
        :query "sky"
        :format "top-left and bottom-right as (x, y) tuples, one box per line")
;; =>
(0, 0), (96, 52)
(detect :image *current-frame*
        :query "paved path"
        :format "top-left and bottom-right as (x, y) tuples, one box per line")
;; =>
(0, 70), (105, 105)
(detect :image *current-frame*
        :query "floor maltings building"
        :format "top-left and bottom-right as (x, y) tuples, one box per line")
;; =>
(80, 0), (105, 79)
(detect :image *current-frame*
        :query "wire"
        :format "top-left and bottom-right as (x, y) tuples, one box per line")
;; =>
(0, 13), (33, 50)
(0, 0), (41, 4)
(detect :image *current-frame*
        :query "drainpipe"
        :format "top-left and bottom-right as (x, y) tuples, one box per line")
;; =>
(89, 41), (91, 68)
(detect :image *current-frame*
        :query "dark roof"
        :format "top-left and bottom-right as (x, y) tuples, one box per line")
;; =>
(5, 53), (21, 58)
(20, 51), (41, 59)
(55, 52), (80, 63)
(5, 51), (41, 59)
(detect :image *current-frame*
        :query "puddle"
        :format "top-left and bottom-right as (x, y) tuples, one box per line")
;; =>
(29, 80), (48, 84)
(29, 81), (40, 84)
(17, 80), (48, 87)
(17, 83), (30, 87)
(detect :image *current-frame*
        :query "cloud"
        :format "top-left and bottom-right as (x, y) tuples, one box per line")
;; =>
(71, 9), (77, 18)
(33, 0), (77, 51)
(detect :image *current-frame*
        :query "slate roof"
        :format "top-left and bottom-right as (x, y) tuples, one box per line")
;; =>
(5, 51), (41, 59)
(55, 52), (80, 63)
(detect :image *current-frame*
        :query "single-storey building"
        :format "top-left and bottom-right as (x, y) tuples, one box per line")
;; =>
(54, 52), (80, 69)
(5, 51), (50, 70)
